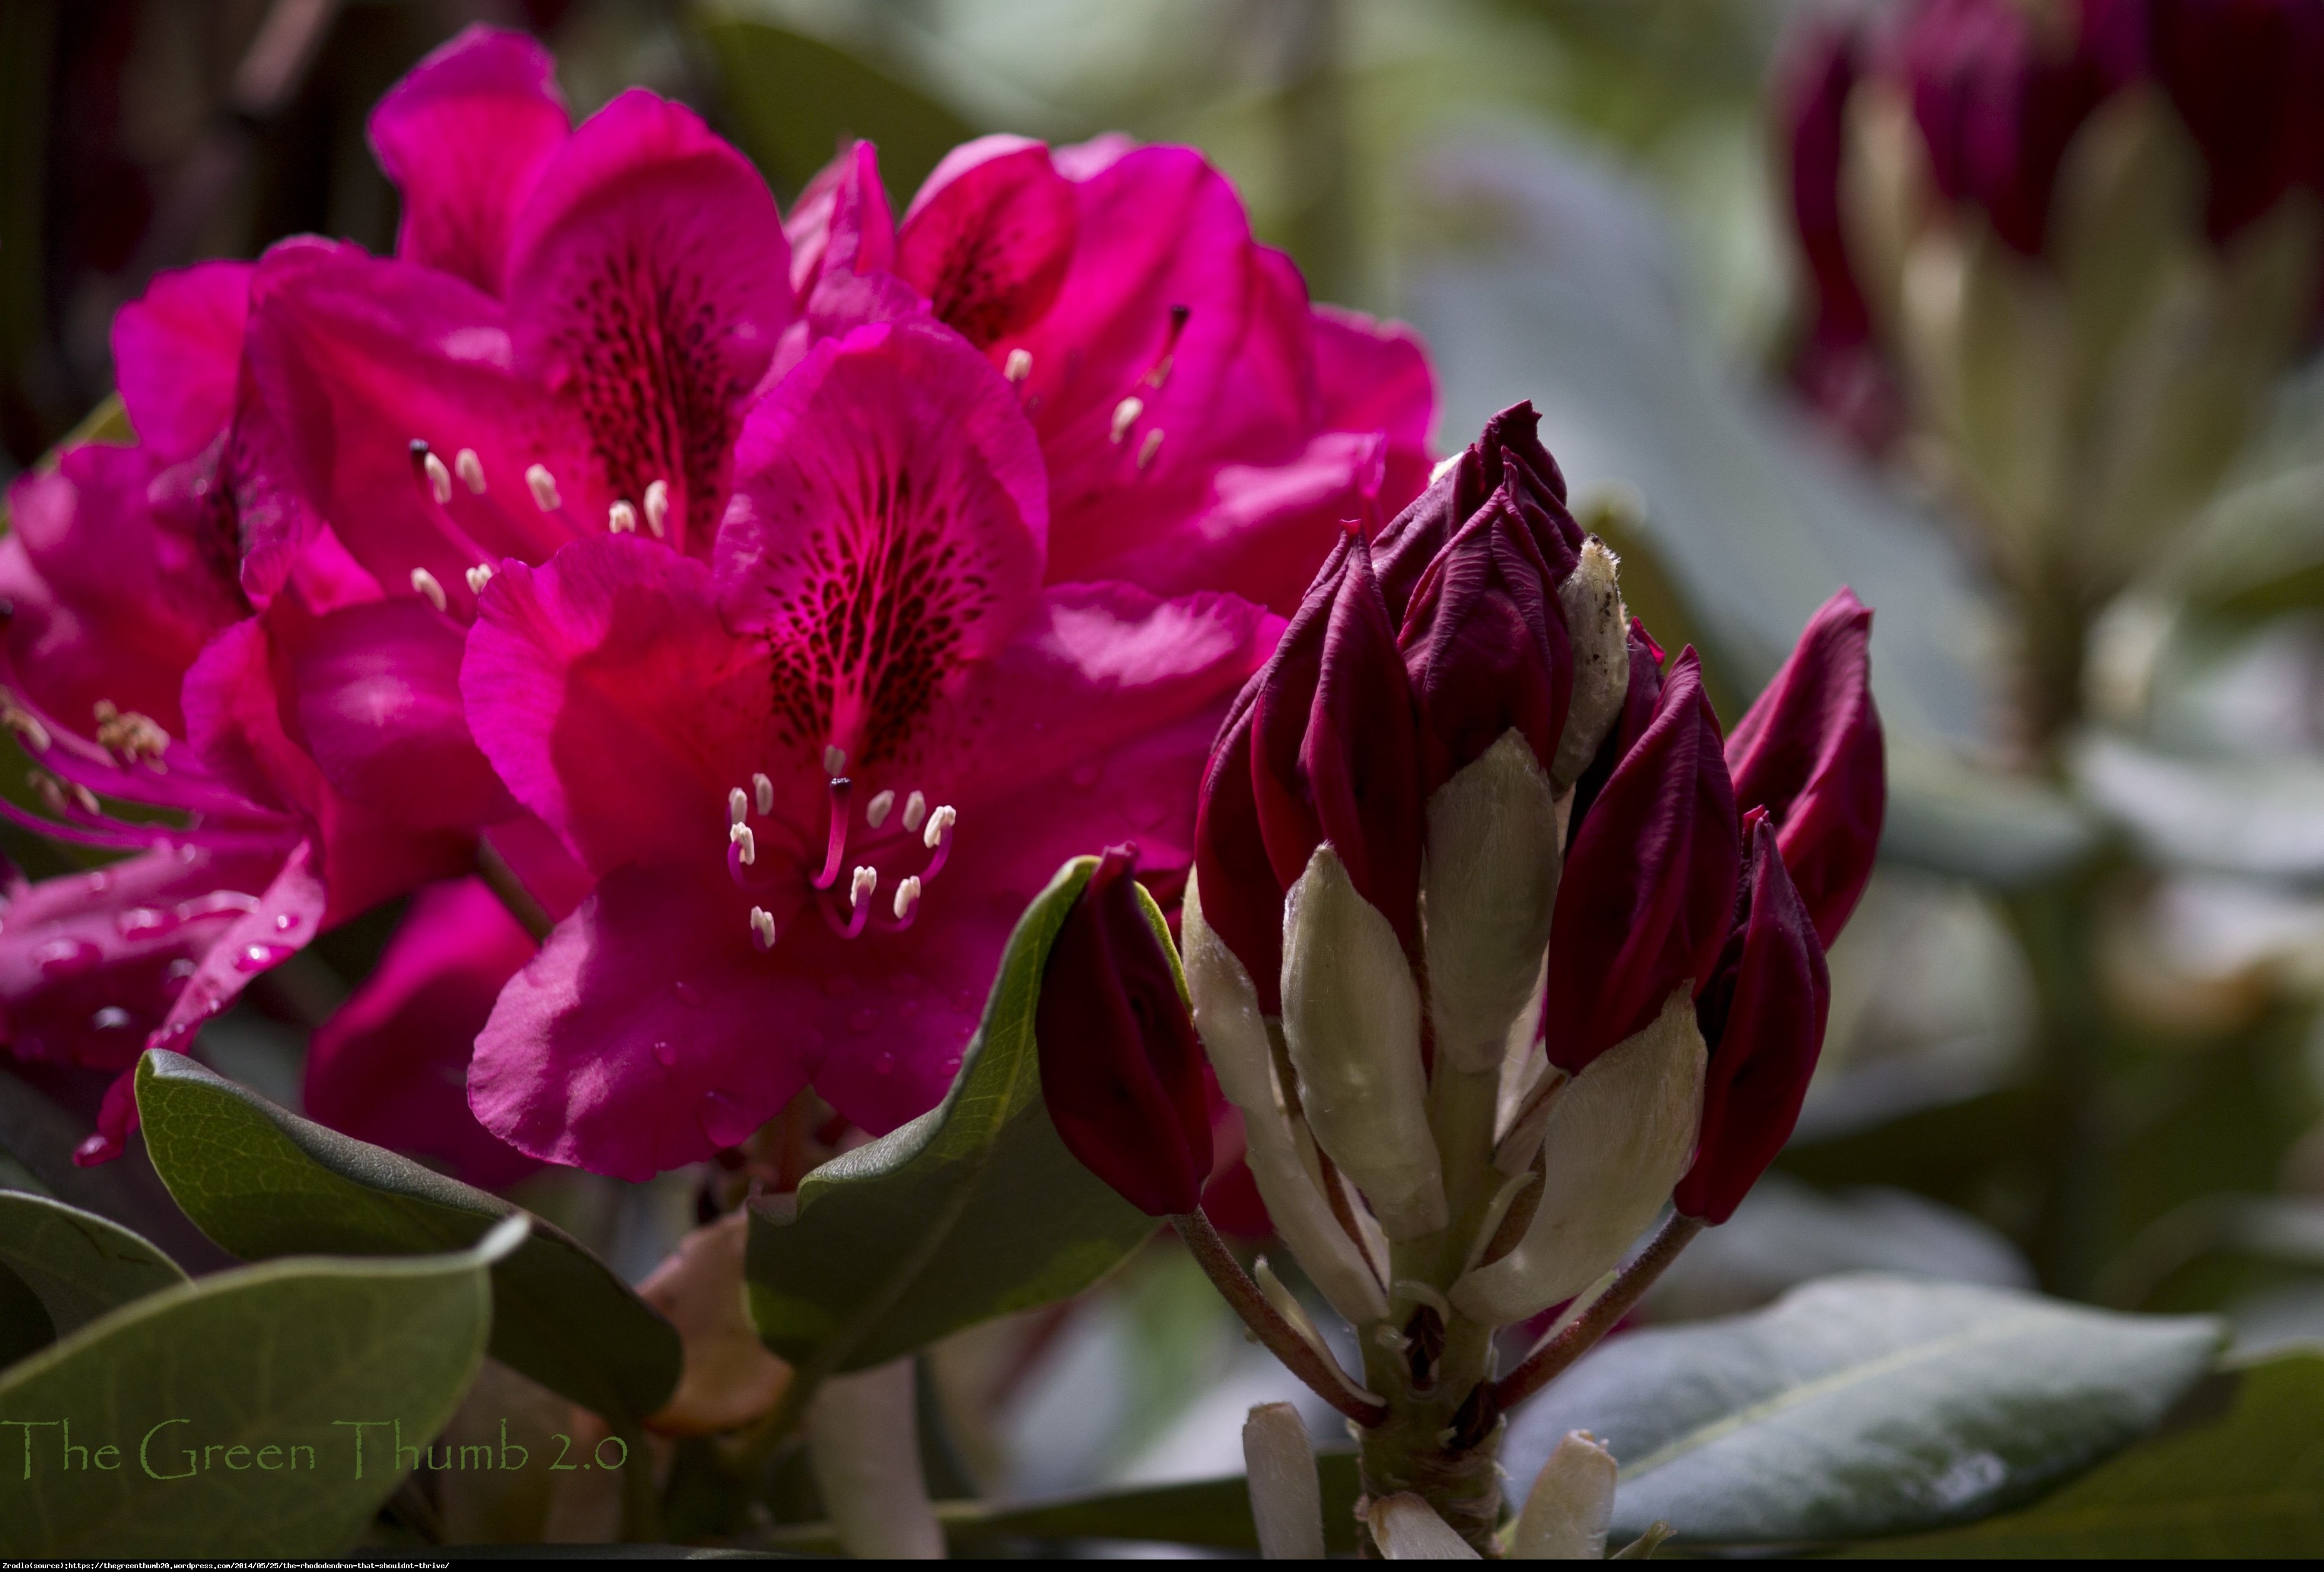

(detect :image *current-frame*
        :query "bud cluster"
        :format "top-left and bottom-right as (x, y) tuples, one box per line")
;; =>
(1034, 405), (1883, 1551)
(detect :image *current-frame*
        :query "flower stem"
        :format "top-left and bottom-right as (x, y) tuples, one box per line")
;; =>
(1490, 1214), (1704, 1412)
(1174, 1207), (1388, 1426)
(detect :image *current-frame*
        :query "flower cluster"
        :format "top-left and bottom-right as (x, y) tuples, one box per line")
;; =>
(0, 25), (1434, 1177)
(1779, 0), (2323, 643)
(1035, 406), (1883, 1550)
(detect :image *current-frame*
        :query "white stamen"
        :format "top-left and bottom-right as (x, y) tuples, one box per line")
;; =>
(608, 499), (638, 535)
(1004, 348), (1032, 385)
(892, 875), (922, 921)
(465, 563), (495, 596)
(728, 787), (749, 826)
(455, 448), (486, 493)
(410, 568), (447, 612)
(750, 907), (777, 950)
(1110, 396), (1144, 443)
(525, 463), (561, 511)
(866, 789), (895, 829)
(752, 772), (774, 815)
(850, 865), (878, 910)
(643, 478), (670, 538)
(1137, 428), (1164, 471)
(729, 822), (757, 865)
(923, 804), (956, 849)
(423, 451), (453, 504)
(902, 790), (928, 834)
(823, 745), (848, 777)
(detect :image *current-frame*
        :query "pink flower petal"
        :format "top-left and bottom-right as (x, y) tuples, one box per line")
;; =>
(718, 321), (1047, 774)
(241, 240), (574, 600)
(0, 843), (293, 1073)
(109, 261), (254, 463)
(463, 535), (782, 879)
(785, 139), (895, 305)
(368, 24), (570, 295)
(504, 89), (793, 558)
(898, 136), (1079, 349)
(146, 839), (329, 1054)
(1310, 303), (1435, 452)
(468, 862), (817, 1181)
(279, 595), (513, 832)
(306, 875), (541, 1189)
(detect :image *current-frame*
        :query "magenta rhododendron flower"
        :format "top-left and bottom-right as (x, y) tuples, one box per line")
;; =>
(461, 320), (1277, 1179)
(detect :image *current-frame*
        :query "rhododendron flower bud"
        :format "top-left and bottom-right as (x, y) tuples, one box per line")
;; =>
(1036, 845), (1212, 1217)
(1674, 813), (1833, 1225)
(1552, 538), (1630, 792)
(1396, 488), (1575, 797)
(1195, 532), (1422, 1009)
(1421, 731), (1562, 1075)
(1540, 650), (1739, 1077)
(1725, 588), (1884, 946)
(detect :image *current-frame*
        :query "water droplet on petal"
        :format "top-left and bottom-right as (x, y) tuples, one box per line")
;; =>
(848, 1007), (878, 1034)
(673, 980), (703, 1008)
(651, 1039), (676, 1067)
(72, 1131), (121, 1166)
(89, 1006), (134, 1032)
(233, 942), (295, 973)
(82, 870), (113, 895)
(35, 939), (102, 979)
(272, 912), (297, 932)
(698, 1089), (758, 1148)
(873, 1050), (896, 1075)
(166, 958), (197, 982)
(116, 907), (174, 940)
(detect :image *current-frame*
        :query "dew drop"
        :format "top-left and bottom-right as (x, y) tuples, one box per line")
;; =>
(233, 942), (295, 973)
(272, 912), (297, 932)
(697, 1089), (758, 1148)
(35, 939), (101, 979)
(673, 979), (704, 1008)
(847, 1007), (879, 1034)
(116, 907), (174, 940)
(873, 1050), (897, 1076)
(89, 1006), (134, 1032)
(165, 958), (197, 982)
(81, 870), (113, 895)
(651, 1039), (677, 1067)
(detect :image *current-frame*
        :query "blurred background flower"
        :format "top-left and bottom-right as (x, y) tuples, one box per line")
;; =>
(9, 0), (2324, 1532)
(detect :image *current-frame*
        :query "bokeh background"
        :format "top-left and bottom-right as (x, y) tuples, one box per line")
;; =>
(9, 0), (2324, 1510)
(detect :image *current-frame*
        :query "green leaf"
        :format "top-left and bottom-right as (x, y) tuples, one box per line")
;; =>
(1502, 1272), (2223, 1546)
(0, 1191), (186, 1344)
(0, 1218), (523, 1558)
(758, 1453), (1366, 1554)
(747, 857), (1154, 1374)
(0, 1064), (234, 1272)
(697, 17), (978, 199)
(1855, 1350), (2324, 1556)
(1881, 742), (2103, 889)
(134, 1051), (678, 1426)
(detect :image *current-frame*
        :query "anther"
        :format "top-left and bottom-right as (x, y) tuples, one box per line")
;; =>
(752, 772), (773, 815)
(750, 907), (777, 951)
(902, 791), (928, 834)
(823, 745), (848, 776)
(466, 563), (495, 595)
(1137, 428), (1164, 471)
(866, 789), (895, 829)
(609, 500), (638, 535)
(525, 464), (561, 512)
(410, 568), (448, 613)
(643, 479), (670, 538)
(455, 448), (486, 493)
(728, 787), (749, 827)
(729, 823), (757, 865)
(423, 451), (453, 505)
(1110, 396), (1144, 443)
(892, 875), (922, 922)
(850, 865), (878, 910)
(1004, 348), (1033, 385)
(923, 804), (956, 850)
